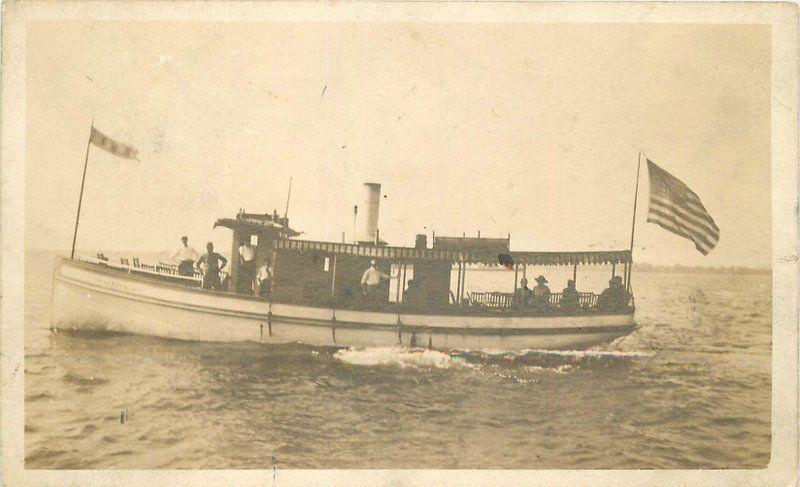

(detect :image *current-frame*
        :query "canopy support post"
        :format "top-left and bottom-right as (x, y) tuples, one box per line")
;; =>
(513, 263), (519, 294)
(330, 254), (338, 302)
(573, 264), (577, 287)
(401, 264), (407, 302)
(455, 261), (462, 304)
(394, 263), (401, 303)
(269, 249), (278, 309)
(612, 263), (616, 279)
(623, 262), (629, 288)
(460, 260), (467, 304)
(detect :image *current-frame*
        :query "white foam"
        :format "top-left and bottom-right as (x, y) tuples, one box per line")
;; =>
(524, 364), (574, 374)
(333, 346), (464, 369)
(520, 348), (656, 358)
(454, 348), (655, 358)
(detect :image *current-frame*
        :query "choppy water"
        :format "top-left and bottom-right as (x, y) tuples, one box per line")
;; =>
(25, 251), (771, 469)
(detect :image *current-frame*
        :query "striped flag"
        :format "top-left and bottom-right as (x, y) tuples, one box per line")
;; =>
(90, 127), (139, 160)
(646, 159), (719, 255)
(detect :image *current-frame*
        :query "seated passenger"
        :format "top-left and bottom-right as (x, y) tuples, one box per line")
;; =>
(560, 279), (580, 311)
(403, 279), (418, 305)
(256, 257), (272, 297)
(596, 275), (631, 312)
(531, 275), (551, 309)
(517, 277), (532, 305)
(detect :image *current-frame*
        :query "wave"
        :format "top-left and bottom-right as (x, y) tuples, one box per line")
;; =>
(451, 347), (655, 358)
(61, 373), (109, 386)
(333, 346), (465, 369)
(519, 348), (656, 358)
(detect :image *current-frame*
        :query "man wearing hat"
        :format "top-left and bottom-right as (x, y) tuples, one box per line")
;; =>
(597, 275), (630, 312)
(360, 259), (390, 303)
(531, 275), (551, 310)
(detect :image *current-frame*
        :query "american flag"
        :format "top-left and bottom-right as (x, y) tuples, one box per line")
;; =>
(646, 159), (719, 255)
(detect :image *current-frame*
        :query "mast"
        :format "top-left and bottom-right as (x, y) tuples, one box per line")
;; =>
(626, 150), (643, 292)
(70, 120), (94, 260)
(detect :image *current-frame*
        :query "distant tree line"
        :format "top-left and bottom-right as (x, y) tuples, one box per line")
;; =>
(633, 262), (771, 274)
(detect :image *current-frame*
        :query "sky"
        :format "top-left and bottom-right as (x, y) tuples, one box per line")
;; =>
(25, 21), (771, 267)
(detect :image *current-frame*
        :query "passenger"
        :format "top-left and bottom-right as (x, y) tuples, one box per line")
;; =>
(403, 279), (417, 305)
(361, 259), (389, 302)
(238, 239), (256, 293)
(256, 257), (272, 297)
(196, 242), (228, 291)
(531, 275), (551, 309)
(596, 275), (631, 312)
(518, 277), (532, 305)
(560, 279), (580, 312)
(172, 236), (199, 277)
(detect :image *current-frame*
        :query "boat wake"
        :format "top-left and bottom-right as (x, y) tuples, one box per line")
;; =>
(332, 346), (463, 369)
(332, 345), (655, 372)
(453, 347), (655, 369)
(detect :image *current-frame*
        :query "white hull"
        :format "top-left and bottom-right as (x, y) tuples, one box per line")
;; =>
(51, 258), (636, 351)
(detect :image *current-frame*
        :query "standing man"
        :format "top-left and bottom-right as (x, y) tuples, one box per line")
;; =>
(172, 236), (199, 277)
(238, 238), (256, 294)
(196, 242), (228, 291)
(360, 259), (389, 302)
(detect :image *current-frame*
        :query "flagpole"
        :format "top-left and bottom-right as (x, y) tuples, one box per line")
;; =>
(283, 177), (293, 219)
(70, 120), (94, 260)
(626, 150), (643, 291)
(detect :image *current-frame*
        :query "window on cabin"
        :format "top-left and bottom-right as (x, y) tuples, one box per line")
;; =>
(323, 257), (330, 272)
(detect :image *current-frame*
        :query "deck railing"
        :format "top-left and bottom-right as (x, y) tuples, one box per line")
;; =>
(86, 256), (204, 283)
(469, 291), (599, 309)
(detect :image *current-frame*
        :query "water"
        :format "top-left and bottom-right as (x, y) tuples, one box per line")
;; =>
(25, 251), (772, 469)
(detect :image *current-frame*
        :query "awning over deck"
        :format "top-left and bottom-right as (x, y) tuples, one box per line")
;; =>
(214, 217), (301, 237)
(433, 236), (510, 253)
(272, 239), (631, 266)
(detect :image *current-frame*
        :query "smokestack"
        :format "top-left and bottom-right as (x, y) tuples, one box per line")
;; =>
(358, 183), (381, 243)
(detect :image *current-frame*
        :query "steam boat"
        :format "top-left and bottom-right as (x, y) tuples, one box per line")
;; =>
(51, 183), (637, 350)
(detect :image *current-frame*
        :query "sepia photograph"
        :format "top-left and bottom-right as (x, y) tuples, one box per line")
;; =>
(1, 1), (797, 485)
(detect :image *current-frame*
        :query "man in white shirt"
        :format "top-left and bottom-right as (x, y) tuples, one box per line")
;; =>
(361, 259), (389, 302)
(256, 257), (272, 297)
(238, 239), (256, 293)
(172, 236), (199, 276)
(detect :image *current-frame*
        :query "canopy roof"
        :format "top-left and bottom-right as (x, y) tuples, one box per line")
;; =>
(434, 236), (510, 253)
(214, 217), (301, 237)
(273, 238), (631, 266)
